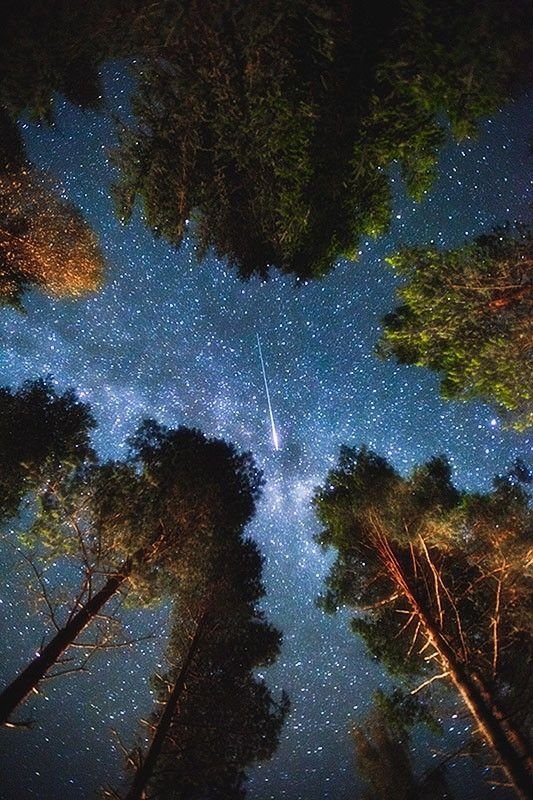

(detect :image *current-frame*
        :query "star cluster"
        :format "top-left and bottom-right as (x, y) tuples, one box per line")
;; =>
(0, 69), (531, 799)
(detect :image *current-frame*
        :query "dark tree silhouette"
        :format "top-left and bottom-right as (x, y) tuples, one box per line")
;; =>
(314, 447), (533, 799)
(112, 0), (531, 280)
(0, 422), (262, 725)
(119, 536), (288, 800)
(2, 3), (529, 281)
(0, 377), (95, 522)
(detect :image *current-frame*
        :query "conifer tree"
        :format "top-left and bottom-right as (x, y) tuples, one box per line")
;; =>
(0, 421), (262, 725)
(314, 447), (533, 799)
(378, 224), (533, 429)
(120, 538), (288, 800)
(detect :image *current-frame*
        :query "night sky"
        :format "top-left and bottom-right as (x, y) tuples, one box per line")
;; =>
(0, 68), (531, 800)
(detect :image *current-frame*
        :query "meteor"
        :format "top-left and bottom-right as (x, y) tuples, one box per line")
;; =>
(256, 333), (280, 451)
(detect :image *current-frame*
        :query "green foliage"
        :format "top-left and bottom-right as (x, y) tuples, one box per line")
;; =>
(11, 411), (264, 615)
(2, 2), (528, 280)
(352, 612), (422, 679)
(378, 223), (533, 428)
(314, 445), (533, 743)
(374, 688), (441, 737)
(112, 0), (530, 279)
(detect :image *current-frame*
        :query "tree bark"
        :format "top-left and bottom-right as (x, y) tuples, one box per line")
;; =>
(0, 559), (132, 724)
(124, 608), (210, 800)
(386, 549), (533, 800)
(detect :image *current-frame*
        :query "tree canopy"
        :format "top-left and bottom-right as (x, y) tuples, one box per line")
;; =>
(1, 2), (529, 282)
(0, 377), (95, 522)
(0, 412), (265, 724)
(0, 113), (105, 308)
(378, 224), (533, 429)
(123, 536), (289, 800)
(112, 0), (530, 280)
(314, 446), (533, 798)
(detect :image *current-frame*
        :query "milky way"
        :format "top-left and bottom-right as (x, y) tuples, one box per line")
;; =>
(0, 70), (531, 799)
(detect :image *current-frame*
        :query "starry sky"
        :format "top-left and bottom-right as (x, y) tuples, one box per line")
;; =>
(0, 68), (531, 800)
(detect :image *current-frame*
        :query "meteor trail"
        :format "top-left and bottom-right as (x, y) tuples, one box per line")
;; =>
(256, 333), (280, 451)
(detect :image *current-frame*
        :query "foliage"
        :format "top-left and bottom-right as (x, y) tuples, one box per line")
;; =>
(2, 2), (528, 280)
(122, 535), (289, 800)
(0, 377), (95, 522)
(352, 698), (451, 800)
(0, 414), (266, 725)
(0, 113), (105, 308)
(378, 224), (533, 428)
(314, 445), (533, 785)
(24, 419), (264, 606)
(112, 0), (530, 279)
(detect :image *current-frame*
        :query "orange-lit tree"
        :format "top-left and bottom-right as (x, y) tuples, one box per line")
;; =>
(314, 447), (533, 799)
(0, 113), (104, 308)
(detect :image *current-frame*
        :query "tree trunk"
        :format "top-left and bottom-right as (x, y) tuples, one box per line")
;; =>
(0, 559), (132, 724)
(124, 608), (210, 800)
(392, 559), (533, 800)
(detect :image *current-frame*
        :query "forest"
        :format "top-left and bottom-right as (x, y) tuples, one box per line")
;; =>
(0, 2), (531, 799)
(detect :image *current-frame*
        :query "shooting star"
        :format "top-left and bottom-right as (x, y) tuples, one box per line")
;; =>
(256, 333), (280, 451)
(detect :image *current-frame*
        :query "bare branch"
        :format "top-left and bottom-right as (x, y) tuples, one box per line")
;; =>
(18, 550), (60, 631)
(410, 671), (450, 695)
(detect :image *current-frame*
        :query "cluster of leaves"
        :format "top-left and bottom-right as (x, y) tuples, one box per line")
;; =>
(378, 224), (533, 428)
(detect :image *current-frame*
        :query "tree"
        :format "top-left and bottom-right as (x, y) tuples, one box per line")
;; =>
(352, 695), (453, 800)
(314, 447), (533, 799)
(3, 3), (528, 281)
(0, 1), (146, 121)
(118, 537), (288, 800)
(112, 0), (530, 280)
(0, 377), (95, 522)
(0, 112), (105, 308)
(0, 421), (262, 724)
(378, 224), (533, 429)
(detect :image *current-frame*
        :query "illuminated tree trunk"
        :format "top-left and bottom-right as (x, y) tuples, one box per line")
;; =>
(124, 608), (210, 800)
(0, 559), (133, 725)
(376, 536), (533, 800)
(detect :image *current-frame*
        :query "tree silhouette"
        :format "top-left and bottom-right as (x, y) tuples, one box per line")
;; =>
(119, 537), (288, 800)
(112, 0), (530, 280)
(0, 422), (262, 725)
(314, 447), (533, 799)
(378, 224), (533, 429)
(2, 3), (528, 281)
(0, 377), (95, 522)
